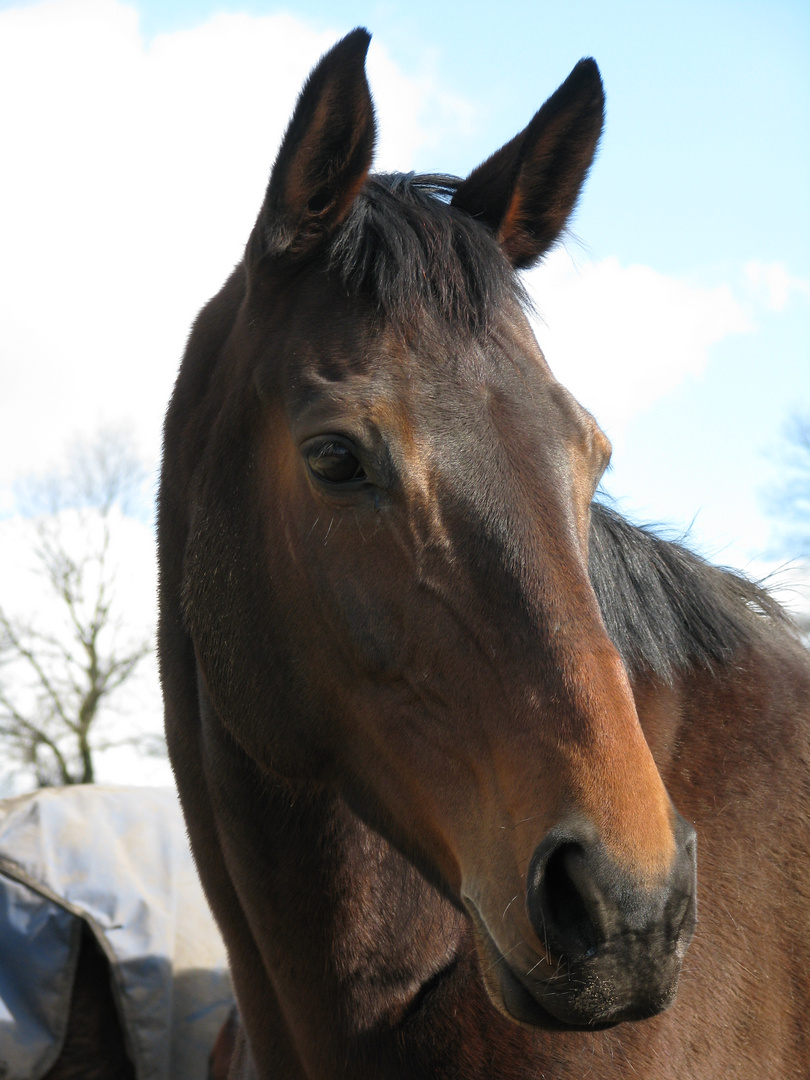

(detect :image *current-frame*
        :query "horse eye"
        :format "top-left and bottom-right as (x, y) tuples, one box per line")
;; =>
(306, 441), (367, 486)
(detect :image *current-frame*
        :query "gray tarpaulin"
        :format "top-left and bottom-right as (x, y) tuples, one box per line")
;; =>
(0, 785), (234, 1080)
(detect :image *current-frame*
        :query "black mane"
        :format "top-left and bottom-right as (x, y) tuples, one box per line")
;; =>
(590, 504), (791, 681)
(329, 173), (527, 330)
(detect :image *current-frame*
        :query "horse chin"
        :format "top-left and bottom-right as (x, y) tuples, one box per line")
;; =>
(494, 959), (621, 1033)
(466, 903), (670, 1032)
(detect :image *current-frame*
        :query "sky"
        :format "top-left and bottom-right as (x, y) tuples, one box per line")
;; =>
(0, 0), (808, 787)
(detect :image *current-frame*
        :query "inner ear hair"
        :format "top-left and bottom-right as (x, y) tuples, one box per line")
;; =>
(452, 59), (604, 269)
(250, 28), (377, 264)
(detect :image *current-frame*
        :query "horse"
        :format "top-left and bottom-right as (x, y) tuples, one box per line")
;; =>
(157, 28), (810, 1079)
(0, 786), (234, 1080)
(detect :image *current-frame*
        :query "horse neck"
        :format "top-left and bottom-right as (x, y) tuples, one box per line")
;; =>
(212, 739), (466, 1070)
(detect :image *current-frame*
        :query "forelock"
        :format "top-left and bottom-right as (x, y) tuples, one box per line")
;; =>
(328, 173), (527, 332)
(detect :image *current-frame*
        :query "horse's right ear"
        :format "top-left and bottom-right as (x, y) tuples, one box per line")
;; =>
(248, 28), (376, 265)
(451, 59), (604, 269)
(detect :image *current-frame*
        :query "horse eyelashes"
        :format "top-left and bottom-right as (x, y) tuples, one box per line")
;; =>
(307, 441), (367, 485)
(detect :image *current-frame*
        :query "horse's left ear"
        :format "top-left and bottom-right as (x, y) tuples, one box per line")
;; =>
(451, 59), (604, 269)
(248, 28), (376, 265)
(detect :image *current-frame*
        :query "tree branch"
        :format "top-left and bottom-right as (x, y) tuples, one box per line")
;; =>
(0, 429), (157, 788)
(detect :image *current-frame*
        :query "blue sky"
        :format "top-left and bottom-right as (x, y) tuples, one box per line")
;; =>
(116, 0), (810, 266)
(0, 0), (807, 787)
(1, 0), (808, 567)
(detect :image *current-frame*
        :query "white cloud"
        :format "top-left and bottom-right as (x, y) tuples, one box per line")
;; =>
(743, 260), (810, 313)
(0, 0), (472, 495)
(1, 0), (798, 496)
(524, 249), (755, 440)
(0, 0), (475, 789)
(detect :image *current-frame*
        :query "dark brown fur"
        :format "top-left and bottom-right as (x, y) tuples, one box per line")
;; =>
(43, 924), (135, 1080)
(158, 29), (810, 1080)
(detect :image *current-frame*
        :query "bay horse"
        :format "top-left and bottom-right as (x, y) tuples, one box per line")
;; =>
(158, 29), (810, 1079)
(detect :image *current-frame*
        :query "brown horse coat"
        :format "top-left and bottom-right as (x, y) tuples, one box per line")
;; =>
(158, 29), (810, 1080)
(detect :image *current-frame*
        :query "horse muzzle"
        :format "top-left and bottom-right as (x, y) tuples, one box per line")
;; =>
(467, 813), (697, 1030)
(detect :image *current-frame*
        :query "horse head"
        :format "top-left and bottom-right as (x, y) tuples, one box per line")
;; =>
(178, 29), (696, 1032)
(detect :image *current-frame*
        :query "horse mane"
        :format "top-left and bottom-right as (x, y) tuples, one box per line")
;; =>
(328, 172), (528, 330)
(328, 178), (791, 682)
(589, 503), (793, 682)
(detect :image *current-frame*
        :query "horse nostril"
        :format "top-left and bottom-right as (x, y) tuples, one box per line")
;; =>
(527, 818), (698, 970)
(527, 837), (604, 960)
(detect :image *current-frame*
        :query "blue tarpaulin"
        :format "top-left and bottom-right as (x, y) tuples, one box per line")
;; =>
(0, 786), (234, 1080)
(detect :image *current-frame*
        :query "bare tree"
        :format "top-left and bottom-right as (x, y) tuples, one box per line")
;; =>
(0, 430), (160, 788)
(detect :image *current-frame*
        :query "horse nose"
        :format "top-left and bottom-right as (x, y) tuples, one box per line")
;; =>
(526, 816), (697, 966)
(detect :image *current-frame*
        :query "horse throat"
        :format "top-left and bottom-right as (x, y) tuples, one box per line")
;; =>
(200, 692), (465, 1070)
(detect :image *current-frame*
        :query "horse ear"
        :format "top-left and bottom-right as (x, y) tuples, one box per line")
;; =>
(249, 28), (376, 264)
(451, 59), (604, 269)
